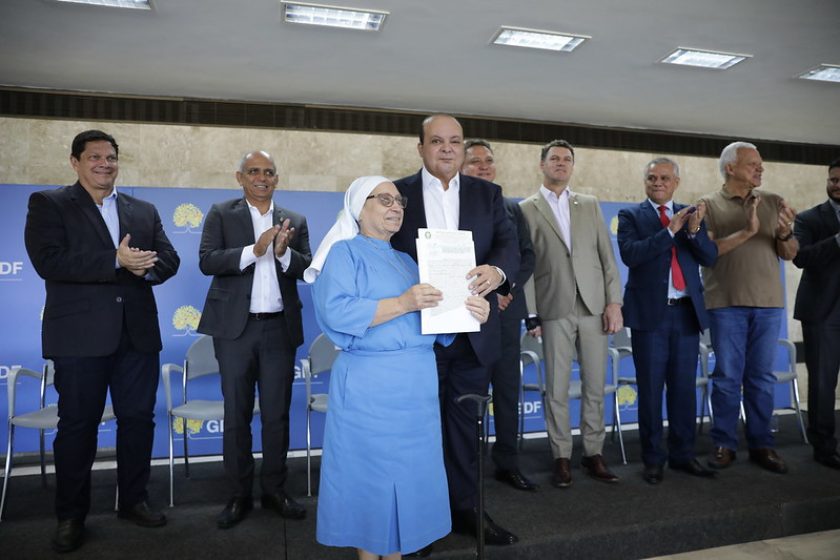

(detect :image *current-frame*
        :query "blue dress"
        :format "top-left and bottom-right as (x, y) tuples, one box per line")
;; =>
(312, 235), (451, 555)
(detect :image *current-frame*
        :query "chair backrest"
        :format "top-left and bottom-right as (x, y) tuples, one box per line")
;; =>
(308, 333), (340, 377)
(6, 366), (47, 420)
(184, 335), (220, 381)
(611, 328), (632, 350)
(520, 332), (544, 361)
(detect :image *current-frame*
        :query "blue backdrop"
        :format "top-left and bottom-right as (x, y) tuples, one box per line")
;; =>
(1, 185), (790, 459)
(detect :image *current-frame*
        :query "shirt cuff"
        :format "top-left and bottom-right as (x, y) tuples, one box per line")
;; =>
(240, 244), (258, 271)
(275, 247), (292, 271)
(492, 266), (507, 286)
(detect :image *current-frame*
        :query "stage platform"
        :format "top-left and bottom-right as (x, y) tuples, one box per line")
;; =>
(2, 413), (839, 559)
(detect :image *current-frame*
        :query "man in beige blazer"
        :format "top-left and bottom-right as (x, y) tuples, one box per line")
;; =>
(520, 139), (624, 488)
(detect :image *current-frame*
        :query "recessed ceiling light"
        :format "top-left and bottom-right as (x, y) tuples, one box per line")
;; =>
(798, 64), (840, 83)
(660, 48), (751, 70)
(281, 1), (388, 31)
(491, 26), (589, 53)
(55, 0), (151, 9)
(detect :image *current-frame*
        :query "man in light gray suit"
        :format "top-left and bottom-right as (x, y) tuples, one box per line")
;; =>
(520, 139), (624, 488)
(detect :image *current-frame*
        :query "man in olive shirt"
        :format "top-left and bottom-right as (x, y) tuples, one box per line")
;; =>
(700, 141), (798, 474)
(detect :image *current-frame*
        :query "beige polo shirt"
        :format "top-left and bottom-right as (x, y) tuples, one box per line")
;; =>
(699, 187), (785, 310)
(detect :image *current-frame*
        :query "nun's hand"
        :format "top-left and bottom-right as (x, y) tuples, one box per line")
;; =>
(399, 283), (443, 312)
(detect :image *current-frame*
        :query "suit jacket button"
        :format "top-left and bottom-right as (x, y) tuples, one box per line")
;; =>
(116, 296), (123, 303)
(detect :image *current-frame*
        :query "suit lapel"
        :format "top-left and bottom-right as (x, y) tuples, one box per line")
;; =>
(69, 183), (116, 249)
(458, 174), (473, 232)
(405, 171), (428, 232)
(116, 194), (132, 244)
(819, 201), (840, 233)
(235, 198), (257, 244)
(533, 193), (566, 250)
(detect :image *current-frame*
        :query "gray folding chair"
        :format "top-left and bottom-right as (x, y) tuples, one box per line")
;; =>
(518, 332), (547, 448)
(300, 333), (340, 497)
(161, 335), (260, 506)
(2, 362), (115, 521)
(697, 329), (715, 433)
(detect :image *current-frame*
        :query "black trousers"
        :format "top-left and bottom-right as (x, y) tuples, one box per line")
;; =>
(490, 312), (523, 471)
(435, 334), (492, 511)
(53, 328), (159, 521)
(803, 298), (840, 457)
(214, 315), (296, 498)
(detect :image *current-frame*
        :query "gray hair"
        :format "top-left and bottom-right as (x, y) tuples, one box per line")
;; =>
(719, 142), (757, 180)
(238, 150), (276, 173)
(645, 157), (680, 179)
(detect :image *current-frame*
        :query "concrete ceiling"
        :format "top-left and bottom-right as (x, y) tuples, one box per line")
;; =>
(1, 0), (838, 146)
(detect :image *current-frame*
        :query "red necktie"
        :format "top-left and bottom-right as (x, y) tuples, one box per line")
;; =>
(658, 205), (686, 291)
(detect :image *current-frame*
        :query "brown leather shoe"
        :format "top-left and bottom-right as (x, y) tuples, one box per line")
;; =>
(749, 448), (788, 474)
(581, 454), (619, 483)
(551, 458), (572, 488)
(707, 447), (736, 469)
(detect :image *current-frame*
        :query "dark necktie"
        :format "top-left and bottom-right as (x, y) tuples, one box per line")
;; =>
(658, 205), (686, 291)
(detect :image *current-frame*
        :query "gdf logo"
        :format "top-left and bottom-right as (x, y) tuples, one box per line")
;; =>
(0, 261), (23, 276)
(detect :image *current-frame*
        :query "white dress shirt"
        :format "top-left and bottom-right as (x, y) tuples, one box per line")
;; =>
(238, 200), (291, 313)
(540, 184), (572, 252)
(421, 166), (461, 230)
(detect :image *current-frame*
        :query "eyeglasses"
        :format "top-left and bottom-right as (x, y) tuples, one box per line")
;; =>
(366, 193), (408, 209)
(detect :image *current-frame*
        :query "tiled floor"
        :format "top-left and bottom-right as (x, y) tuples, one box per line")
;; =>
(646, 529), (840, 560)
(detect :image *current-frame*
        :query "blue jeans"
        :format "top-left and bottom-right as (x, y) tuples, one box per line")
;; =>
(708, 307), (782, 450)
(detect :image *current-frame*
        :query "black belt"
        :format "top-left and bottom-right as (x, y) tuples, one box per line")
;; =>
(666, 297), (691, 306)
(248, 311), (283, 320)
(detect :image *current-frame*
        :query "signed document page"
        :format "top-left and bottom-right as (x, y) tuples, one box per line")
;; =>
(415, 228), (480, 334)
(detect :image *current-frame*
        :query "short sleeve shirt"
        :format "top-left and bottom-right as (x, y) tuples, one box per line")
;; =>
(700, 187), (785, 309)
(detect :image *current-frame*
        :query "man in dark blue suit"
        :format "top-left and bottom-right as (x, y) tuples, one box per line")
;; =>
(25, 130), (180, 552)
(391, 115), (520, 548)
(617, 157), (717, 484)
(793, 157), (840, 469)
(461, 139), (537, 492)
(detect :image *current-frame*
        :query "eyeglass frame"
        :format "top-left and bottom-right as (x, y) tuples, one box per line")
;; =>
(365, 193), (408, 209)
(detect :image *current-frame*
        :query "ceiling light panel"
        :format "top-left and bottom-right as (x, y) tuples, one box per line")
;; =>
(660, 48), (751, 70)
(282, 2), (388, 31)
(55, 0), (151, 9)
(798, 64), (840, 83)
(492, 26), (589, 53)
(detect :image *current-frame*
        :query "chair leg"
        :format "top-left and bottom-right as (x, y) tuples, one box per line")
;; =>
(697, 384), (709, 434)
(182, 418), (190, 479)
(791, 378), (809, 444)
(168, 414), (175, 507)
(613, 392), (627, 465)
(306, 408), (312, 498)
(1, 425), (14, 522)
(114, 484), (119, 512)
(518, 363), (525, 450)
(39, 429), (47, 488)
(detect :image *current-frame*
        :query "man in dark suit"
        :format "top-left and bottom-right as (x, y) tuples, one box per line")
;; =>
(461, 138), (537, 492)
(24, 130), (180, 553)
(198, 150), (311, 529)
(617, 157), (717, 484)
(391, 115), (520, 547)
(793, 157), (840, 470)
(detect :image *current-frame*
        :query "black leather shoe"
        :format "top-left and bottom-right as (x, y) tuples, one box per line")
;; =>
(642, 464), (664, 485)
(451, 508), (518, 546)
(749, 448), (788, 474)
(404, 543), (434, 557)
(495, 468), (539, 491)
(217, 497), (253, 529)
(815, 452), (840, 470)
(669, 459), (717, 478)
(708, 447), (736, 469)
(581, 454), (619, 483)
(117, 501), (167, 528)
(52, 518), (85, 553)
(261, 492), (306, 520)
